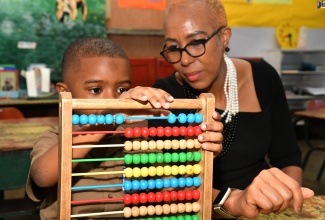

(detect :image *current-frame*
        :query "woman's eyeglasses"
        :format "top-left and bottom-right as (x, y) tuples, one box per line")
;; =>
(160, 26), (226, 64)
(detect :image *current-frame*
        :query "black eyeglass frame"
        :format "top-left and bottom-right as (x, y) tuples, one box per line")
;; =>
(160, 25), (226, 64)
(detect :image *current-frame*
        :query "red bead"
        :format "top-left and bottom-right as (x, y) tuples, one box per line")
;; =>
(139, 193), (148, 204)
(131, 193), (139, 205)
(177, 190), (185, 201)
(133, 127), (142, 137)
(147, 192), (155, 203)
(170, 191), (178, 201)
(185, 190), (193, 200)
(194, 126), (202, 136)
(192, 189), (200, 200)
(124, 127), (133, 138)
(164, 126), (172, 137)
(187, 126), (195, 136)
(124, 194), (132, 205)
(149, 127), (157, 137)
(179, 126), (187, 136)
(172, 126), (180, 136)
(157, 126), (165, 137)
(163, 191), (171, 202)
(141, 127), (149, 137)
(155, 192), (163, 202)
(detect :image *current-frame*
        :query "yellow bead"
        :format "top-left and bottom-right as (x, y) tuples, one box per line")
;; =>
(148, 166), (157, 177)
(139, 206), (147, 216)
(171, 165), (179, 176)
(125, 167), (133, 178)
(124, 207), (132, 218)
(193, 164), (201, 174)
(164, 165), (172, 176)
(156, 140), (164, 150)
(171, 139), (180, 150)
(141, 167), (149, 177)
(179, 139), (187, 149)
(192, 202), (200, 213)
(156, 166), (164, 176)
(185, 202), (193, 213)
(194, 139), (201, 149)
(186, 165), (193, 175)
(178, 165), (186, 175)
(133, 167), (141, 178)
(155, 204), (163, 215)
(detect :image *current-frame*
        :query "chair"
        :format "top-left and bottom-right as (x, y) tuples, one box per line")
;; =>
(0, 107), (24, 119)
(298, 99), (325, 181)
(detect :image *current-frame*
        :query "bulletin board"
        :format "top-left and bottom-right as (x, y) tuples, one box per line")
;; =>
(223, 0), (325, 28)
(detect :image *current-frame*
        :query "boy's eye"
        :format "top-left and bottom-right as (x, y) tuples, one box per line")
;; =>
(117, 87), (129, 94)
(89, 87), (102, 94)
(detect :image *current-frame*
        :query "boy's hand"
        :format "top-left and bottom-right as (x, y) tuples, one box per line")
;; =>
(120, 86), (174, 109)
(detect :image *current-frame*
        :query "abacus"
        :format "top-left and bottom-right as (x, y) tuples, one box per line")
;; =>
(58, 92), (215, 219)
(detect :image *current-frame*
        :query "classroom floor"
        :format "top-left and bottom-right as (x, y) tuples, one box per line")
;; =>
(3, 140), (325, 220)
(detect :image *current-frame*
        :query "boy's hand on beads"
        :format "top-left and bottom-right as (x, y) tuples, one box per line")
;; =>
(120, 86), (174, 109)
(197, 111), (223, 157)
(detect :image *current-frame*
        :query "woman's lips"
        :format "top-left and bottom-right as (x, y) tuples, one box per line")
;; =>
(185, 72), (200, 82)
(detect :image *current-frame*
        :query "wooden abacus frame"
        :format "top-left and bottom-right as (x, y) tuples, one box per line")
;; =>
(58, 91), (215, 219)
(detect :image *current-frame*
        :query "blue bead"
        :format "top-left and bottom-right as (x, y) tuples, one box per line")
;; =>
(178, 177), (186, 188)
(72, 114), (79, 125)
(195, 113), (203, 123)
(193, 177), (201, 187)
(178, 113), (187, 124)
(124, 180), (132, 191)
(187, 113), (195, 123)
(96, 115), (105, 124)
(155, 179), (163, 189)
(167, 114), (177, 124)
(170, 177), (178, 188)
(115, 114), (124, 125)
(185, 177), (194, 187)
(140, 179), (148, 190)
(88, 114), (97, 125)
(148, 179), (156, 190)
(132, 180), (140, 191)
(163, 178), (171, 188)
(105, 114), (114, 124)
(79, 114), (88, 125)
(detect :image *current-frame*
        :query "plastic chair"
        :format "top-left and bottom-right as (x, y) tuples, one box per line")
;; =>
(0, 107), (24, 119)
(298, 99), (325, 181)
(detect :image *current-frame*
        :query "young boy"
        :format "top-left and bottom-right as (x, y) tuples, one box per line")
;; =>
(26, 37), (176, 219)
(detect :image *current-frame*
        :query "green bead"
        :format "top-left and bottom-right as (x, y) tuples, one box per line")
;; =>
(192, 214), (200, 220)
(193, 152), (202, 162)
(177, 216), (185, 220)
(124, 154), (132, 164)
(187, 152), (194, 161)
(155, 218), (162, 220)
(184, 215), (192, 220)
(171, 152), (179, 162)
(147, 218), (154, 220)
(162, 217), (170, 220)
(156, 153), (164, 163)
(179, 152), (187, 163)
(148, 153), (157, 164)
(169, 217), (177, 220)
(133, 154), (141, 164)
(164, 152), (172, 163)
(140, 154), (149, 164)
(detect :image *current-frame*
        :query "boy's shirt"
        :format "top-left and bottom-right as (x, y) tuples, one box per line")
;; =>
(26, 127), (126, 219)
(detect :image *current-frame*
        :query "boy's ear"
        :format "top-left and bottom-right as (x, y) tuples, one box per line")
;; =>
(56, 82), (69, 93)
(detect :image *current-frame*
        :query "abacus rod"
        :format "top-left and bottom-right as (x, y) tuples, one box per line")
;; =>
(71, 211), (124, 218)
(72, 144), (124, 148)
(72, 157), (124, 163)
(72, 98), (204, 110)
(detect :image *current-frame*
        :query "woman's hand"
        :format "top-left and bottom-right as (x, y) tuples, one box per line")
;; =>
(223, 168), (314, 218)
(198, 111), (223, 157)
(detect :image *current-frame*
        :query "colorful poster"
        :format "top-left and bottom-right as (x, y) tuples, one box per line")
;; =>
(118, 0), (166, 11)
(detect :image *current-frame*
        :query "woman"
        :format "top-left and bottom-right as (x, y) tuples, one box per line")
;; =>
(151, 0), (314, 218)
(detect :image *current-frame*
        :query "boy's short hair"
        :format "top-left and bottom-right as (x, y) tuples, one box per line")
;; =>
(61, 37), (129, 82)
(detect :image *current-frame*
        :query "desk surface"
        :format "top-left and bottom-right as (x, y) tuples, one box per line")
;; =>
(294, 107), (325, 119)
(0, 117), (58, 151)
(0, 98), (58, 106)
(239, 195), (325, 219)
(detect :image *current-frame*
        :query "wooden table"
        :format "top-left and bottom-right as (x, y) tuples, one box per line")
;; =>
(294, 107), (325, 120)
(0, 117), (58, 151)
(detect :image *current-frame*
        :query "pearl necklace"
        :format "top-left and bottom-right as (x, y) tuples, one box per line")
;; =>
(221, 54), (239, 123)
